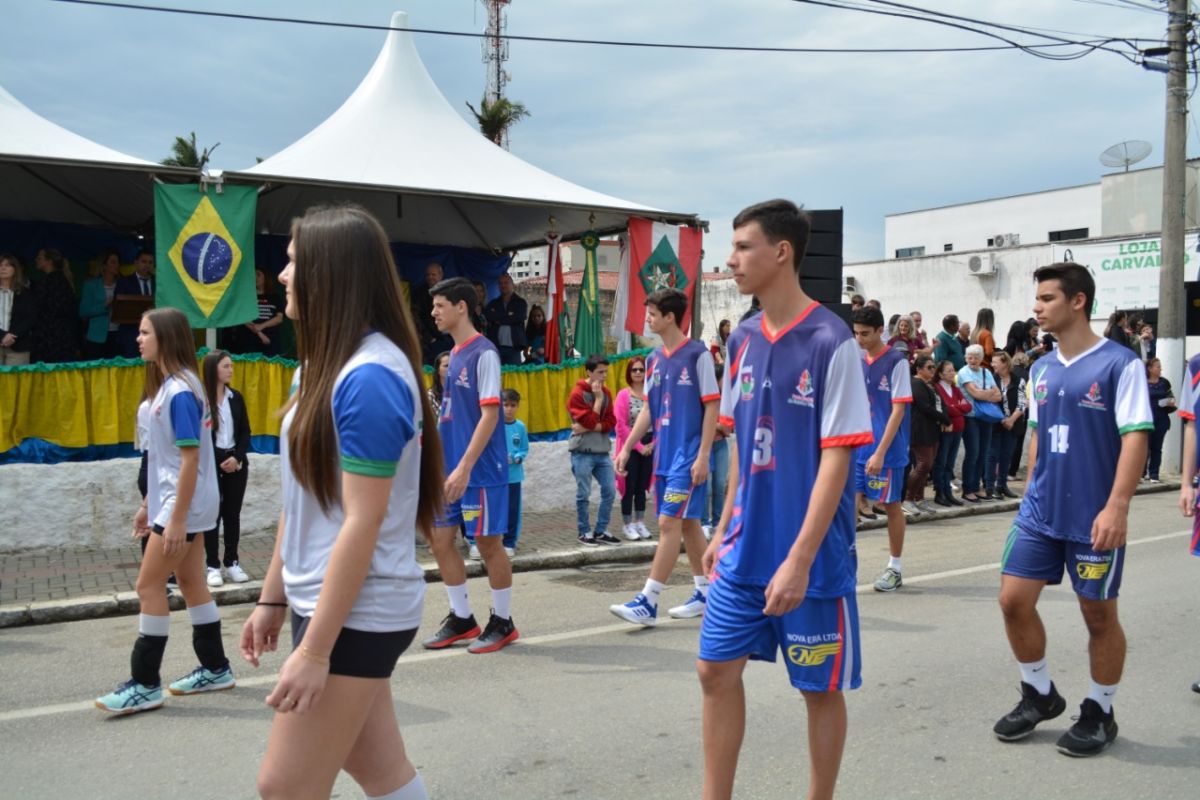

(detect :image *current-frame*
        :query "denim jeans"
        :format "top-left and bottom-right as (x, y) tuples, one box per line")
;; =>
(571, 451), (616, 536)
(1147, 419), (1170, 479)
(932, 430), (962, 496)
(986, 425), (1015, 492)
(503, 482), (522, 549)
(703, 438), (730, 527)
(961, 417), (993, 495)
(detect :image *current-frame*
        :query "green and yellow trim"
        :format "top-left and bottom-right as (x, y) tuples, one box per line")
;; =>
(1118, 422), (1154, 435)
(175, 438), (200, 448)
(341, 455), (398, 478)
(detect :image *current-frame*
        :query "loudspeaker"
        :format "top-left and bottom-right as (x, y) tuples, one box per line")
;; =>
(1186, 282), (1200, 335)
(805, 209), (843, 301)
(800, 277), (844, 304)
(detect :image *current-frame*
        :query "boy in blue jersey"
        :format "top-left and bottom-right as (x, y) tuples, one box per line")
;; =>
(1175, 353), (1200, 692)
(995, 262), (1152, 757)
(699, 200), (872, 800)
(421, 277), (519, 654)
(613, 288), (720, 624)
(851, 305), (913, 592)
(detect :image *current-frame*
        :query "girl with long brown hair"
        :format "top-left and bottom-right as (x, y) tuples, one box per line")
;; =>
(239, 205), (443, 800)
(201, 349), (252, 586)
(95, 307), (231, 714)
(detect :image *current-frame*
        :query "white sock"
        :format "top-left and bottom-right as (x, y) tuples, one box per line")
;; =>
(693, 575), (710, 597)
(642, 579), (665, 607)
(445, 583), (471, 619)
(491, 587), (513, 620)
(1087, 680), (1118, 713)
(368, 772), (428, 800)
(138, 613), (170, 637)
(186, 600), (220, 626)
(1019, 658), (1052, 695)
(887, 556), (902, 572)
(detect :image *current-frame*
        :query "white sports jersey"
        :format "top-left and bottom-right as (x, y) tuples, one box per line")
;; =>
(147, 372), (219, 532)
(280, 333), (426, 632)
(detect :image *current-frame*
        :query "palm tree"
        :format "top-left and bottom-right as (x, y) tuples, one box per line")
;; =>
(161, 132), (220, 170)
(465, 95), (530, 148)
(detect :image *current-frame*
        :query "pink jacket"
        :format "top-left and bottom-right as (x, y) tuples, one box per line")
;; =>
(614, 387), (652, 496)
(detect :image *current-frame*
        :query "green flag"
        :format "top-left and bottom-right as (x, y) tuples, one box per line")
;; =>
(573, 231), (603, 358)
(154, 183), (257, 328)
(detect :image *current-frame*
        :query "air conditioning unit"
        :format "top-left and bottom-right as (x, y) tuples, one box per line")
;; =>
(992, 232), (1020, 248)
(968, 254), (997, 276)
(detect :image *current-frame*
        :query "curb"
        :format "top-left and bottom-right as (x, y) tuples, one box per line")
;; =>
(0, 481), (1179, 629)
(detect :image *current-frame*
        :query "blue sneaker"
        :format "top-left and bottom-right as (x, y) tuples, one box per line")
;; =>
(668, 589), (707, 619)
(609, 593), (657, 627)
(168, 665), (236, 696)
(95, 679), (163, 715)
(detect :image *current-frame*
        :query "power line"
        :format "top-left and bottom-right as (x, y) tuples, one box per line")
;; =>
(46, 0), (1152, 57)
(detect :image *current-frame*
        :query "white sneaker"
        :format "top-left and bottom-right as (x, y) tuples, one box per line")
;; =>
(468, 544), (481, 560)
(504, 546), (515, 557)
(224, 562), (249, 583)
(205, 567), (224, 588)
(901, 501), (920, 516)
(635, 521), (653, 539)
(916, 500), (935, 514)
(623, 523), (641, 541)
(701, 525), (713, 541)
(667, 589), (707, 619)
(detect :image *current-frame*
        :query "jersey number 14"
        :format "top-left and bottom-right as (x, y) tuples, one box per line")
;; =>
(1047, 424), (1069, 454)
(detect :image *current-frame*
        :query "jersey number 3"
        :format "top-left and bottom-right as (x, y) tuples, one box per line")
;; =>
(752, 424), (776, 472)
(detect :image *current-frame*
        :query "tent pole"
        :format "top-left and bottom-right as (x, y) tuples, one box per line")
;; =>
(206, 328), (216, 351)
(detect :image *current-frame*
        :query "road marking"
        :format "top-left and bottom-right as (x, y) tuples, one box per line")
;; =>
(0, 529), (1188, 724)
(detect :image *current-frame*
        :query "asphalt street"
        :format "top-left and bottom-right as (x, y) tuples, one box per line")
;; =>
(1, 492), (1198, 799)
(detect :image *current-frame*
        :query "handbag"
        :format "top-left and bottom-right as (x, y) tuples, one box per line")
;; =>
(970, 369), (1005, 422)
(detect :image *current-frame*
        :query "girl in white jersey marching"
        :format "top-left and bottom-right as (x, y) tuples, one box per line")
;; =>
(95, 307), (233, 714)
(240, 205), (443, 800)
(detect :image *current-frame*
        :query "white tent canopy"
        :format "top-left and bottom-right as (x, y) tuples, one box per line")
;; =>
(224, 11), (699, 251)
(0, 84), (193, 230)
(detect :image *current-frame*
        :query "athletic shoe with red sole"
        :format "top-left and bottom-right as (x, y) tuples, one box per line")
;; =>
(467, 612), (519, 654)
(421, 613), (480, 649)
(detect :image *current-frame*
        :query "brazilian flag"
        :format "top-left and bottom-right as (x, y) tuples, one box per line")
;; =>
(154, 183), (257, 328)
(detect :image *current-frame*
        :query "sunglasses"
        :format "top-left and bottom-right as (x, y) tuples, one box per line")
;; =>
(630, 367), (645, 373)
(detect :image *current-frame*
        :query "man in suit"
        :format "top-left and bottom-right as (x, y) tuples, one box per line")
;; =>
(485, 273), (528, 365)
(115, 249), (155, 358)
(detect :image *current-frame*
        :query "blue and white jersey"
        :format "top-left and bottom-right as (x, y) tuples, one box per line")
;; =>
(858, 345), (912, 468)
(280, 332), (425, 632)
(716, 302), (873, 597)
(147, 372), (219, 532)
(438, 333), (507, 488)
(1178, 353), (1200, 469)
(645, 338), (720, 477)
(1015, 338), (1153, 544)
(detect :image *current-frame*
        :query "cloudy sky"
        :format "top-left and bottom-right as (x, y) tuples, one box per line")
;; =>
(0, 0), (1185, 266)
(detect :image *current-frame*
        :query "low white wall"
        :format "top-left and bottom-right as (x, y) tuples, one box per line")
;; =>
(0, 443), (596, 552)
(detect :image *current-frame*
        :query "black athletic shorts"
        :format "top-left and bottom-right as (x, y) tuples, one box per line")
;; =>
(150, 524), (209, 542)
(290, 611), (416, 679)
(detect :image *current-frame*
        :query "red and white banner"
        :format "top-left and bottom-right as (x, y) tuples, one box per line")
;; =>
(543, 232), (565, 364)
(624, 218), (703, 336)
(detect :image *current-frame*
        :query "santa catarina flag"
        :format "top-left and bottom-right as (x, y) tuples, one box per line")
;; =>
(625, 218), (702, 336)
(154, 183), (257, 328)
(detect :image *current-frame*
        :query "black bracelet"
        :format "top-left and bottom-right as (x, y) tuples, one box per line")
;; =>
(256, 601), (288, 607)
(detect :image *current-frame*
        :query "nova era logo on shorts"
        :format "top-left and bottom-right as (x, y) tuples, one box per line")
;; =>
(1076, 560), (1111, 580)
(786, 642), (842, 667)
(662, 489), (690, 505)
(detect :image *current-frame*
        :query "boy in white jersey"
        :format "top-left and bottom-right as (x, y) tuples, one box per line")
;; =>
(994, 262), (1152, 757)
(699, 200), (872, 800)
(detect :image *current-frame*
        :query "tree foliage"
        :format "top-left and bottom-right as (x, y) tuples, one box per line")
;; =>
(161, 132), (221, 170)
(465, 95), (530, 146)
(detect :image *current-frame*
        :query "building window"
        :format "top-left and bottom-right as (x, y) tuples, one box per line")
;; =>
(895, 246), (925, 258)
(943, 243), (953, 252)
(1049, 227), (1088, 242)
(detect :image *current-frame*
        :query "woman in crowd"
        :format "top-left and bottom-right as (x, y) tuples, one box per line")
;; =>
(1104, 310), (1132, 350)
(615, 355), (653, 541)
(427, 350), (451, 417)
(0, 253), (34, 365)
(30, 247), (79, 363)
(1145, 357), (1176, 482)
(1007, 349), (1031, 479)
(932, 360), (971, 507)
(985, 351), (1025, 500)
(957, 344), (1001, 503)
(237, 269), (285, 355)
(1002, 320), (1027, 359)
(709, 318), (731, 368)
(889, 314), (918, 363)
(524, 304), (547, 364)
(933, 314), (965, 370)
(202, 350), (252, 587)
(905, 355), (949, 513)
(95, 307), (231, 714)
(240, 205), (442, 800)
(971, 307), (996, 360)
(78, 249), (121, 359)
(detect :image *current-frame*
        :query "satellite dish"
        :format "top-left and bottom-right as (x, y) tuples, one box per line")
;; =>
(1099, 140), (1152, 172)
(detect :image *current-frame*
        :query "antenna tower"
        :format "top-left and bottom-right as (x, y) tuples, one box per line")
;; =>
(481, 0), (511, 106)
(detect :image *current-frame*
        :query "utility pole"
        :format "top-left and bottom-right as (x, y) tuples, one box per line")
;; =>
(1157, 0), (1189, 473)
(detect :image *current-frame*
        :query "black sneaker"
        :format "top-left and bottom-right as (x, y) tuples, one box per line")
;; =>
(1192, 680), (1200, 694)
(467, 612), (519, 654)
(1056, 699), (1118, 757)
(993, 682), (1067, 741)
(592, 532), (622, 546)
(578, 534), (599, 547)
(421, 612), (480, 650)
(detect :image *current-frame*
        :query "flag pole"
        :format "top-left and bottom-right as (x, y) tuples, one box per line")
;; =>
(206, 328), (216, 351)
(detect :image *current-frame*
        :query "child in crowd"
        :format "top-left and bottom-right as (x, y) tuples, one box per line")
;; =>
(502, 388), (529, 557)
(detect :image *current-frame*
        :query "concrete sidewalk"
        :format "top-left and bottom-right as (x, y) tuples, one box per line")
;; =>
(0, 481), (1179, 627)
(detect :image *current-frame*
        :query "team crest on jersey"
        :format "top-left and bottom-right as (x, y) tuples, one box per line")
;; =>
(740, 365), (755, 401)
(788, 369), (815, 407)
(455, 367), (471, 388)
(678, 367), (693, 386)
(1034, 378), (1049, 404)
(878, 374), (890, 392)
(1079, 381), (1106, 411)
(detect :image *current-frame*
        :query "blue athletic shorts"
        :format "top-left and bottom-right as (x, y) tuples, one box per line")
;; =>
(1191, 511), (1200, 557)
(698, 577), (861, 693)
(854, 463), (903, 505)
(1001, 524), (1125, 601)
(435, 484), (508, 537)
(655, 474), (707, 520)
